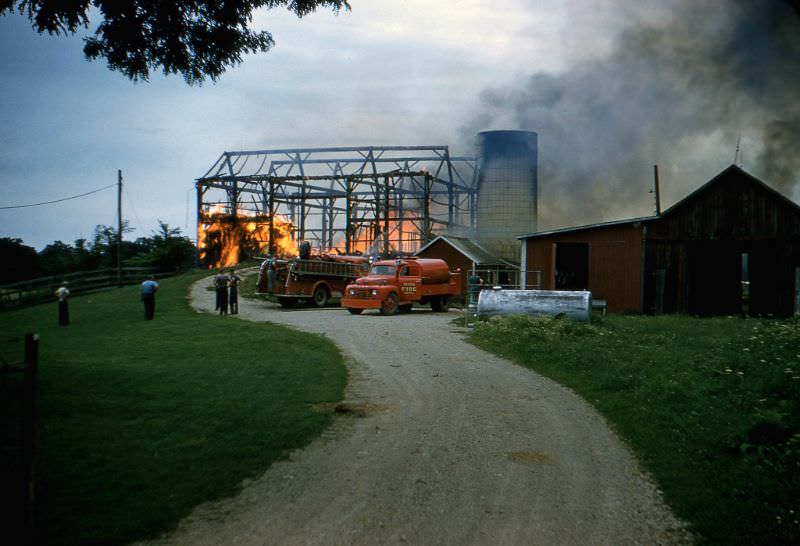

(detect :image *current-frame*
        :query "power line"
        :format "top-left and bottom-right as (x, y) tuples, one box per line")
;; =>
(123, 184), (144, 234)
(0, 184), (117, 210)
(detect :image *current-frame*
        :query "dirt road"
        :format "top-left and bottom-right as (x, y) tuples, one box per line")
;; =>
(145, 278), (688, 545)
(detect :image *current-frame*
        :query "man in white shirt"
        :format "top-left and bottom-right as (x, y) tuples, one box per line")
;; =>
(54, 281), (70, 325)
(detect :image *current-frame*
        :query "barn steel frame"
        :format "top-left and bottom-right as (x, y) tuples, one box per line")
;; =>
(196, 145), (477, 256)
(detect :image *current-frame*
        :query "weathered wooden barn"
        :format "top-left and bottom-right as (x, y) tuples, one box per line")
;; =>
(415, 235), (519, 294)
(519, 165), (800, 316)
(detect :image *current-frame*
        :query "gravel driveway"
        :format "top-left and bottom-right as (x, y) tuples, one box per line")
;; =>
(144, 276), (689, 545)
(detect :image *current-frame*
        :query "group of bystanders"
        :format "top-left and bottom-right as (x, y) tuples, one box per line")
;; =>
(214, 269), (241, 316)
(53, 275), (161, 324)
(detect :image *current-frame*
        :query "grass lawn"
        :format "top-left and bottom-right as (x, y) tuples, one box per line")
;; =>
(470, 314), (800, 546)
(0, 270), (347, 545)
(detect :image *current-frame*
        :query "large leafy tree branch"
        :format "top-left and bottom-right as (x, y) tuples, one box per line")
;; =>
(1, 1), (350, 83)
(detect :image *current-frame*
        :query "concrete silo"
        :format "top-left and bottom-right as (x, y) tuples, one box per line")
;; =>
(475, 130), (538, 262)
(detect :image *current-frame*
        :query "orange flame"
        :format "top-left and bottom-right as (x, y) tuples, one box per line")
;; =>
(198, 206), (299, 268)
(329, 211), (427, 256)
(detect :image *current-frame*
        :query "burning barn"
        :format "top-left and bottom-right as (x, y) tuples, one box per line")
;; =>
(519, 165), (800, 317)
(195, 132), (541, 270)
(195, 146), (477, 268)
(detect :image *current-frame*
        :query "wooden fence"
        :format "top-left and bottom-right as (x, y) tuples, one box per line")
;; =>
(1, 333), (38, 543)
(0, 267), (164, 310)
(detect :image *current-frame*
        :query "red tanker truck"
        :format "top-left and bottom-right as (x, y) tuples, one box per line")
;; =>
(341, 257), (461, 315)
(257, 254), (370, 308)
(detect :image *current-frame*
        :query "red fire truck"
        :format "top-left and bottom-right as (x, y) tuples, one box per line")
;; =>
(341, 257), (461, 315)
(257, 254), (370, 308)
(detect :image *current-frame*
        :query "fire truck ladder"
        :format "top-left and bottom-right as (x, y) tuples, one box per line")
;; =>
(290, 260), (365, 279)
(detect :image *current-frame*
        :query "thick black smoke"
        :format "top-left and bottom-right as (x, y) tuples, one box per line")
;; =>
(462, 0), (800, 230)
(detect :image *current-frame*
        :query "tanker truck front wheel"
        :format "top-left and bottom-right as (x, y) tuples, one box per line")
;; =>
(380, 293), (399, 316)
(431, 295), (450, 312)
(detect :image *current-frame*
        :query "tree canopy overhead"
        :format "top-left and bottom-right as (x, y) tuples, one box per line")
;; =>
(1, 0), (350, 83)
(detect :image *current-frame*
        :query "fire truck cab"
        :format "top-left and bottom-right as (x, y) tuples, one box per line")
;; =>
(341, 258), (461, 316)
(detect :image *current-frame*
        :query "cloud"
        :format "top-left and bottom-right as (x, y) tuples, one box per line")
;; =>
(462, 0), (800, 229)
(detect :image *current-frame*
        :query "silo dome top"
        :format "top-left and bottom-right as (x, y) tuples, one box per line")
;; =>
(477, 130), (538, 161)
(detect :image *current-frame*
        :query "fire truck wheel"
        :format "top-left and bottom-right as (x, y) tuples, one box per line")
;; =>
(312, 286), (329, 308)
(431, 295), (449, 312)
(347, 308), (363, 315)
(380, 293), (399, 316)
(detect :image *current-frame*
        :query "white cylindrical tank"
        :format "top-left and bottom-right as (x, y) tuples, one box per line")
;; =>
(477, 289), (592, 322)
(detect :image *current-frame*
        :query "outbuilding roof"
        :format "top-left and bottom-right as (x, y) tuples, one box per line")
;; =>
(416, 235), (515, 266)
(515, 216), (656, 240)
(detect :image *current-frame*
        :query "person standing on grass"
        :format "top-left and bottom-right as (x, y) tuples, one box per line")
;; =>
(216, 270), (229, 315)
(54, 281), (70, 325)
(140, 275), (160, 320)
(214, 273), (221, 311)
(228, 269), (241, 315)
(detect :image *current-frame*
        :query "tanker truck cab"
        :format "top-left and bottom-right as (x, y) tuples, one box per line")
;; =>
(342, 258), (461, 316)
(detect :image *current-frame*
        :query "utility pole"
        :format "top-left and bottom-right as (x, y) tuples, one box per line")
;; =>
(652, 165), (662, 216)
(734, 133), (742, 167)
(117, 169), (123, 287)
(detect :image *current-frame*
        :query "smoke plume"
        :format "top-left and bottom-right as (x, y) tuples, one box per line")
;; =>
(462, 0), (800, 230)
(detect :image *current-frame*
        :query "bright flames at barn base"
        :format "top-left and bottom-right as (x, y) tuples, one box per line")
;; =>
(198, 212), (298, 268)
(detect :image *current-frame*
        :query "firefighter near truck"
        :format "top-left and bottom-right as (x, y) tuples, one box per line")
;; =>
(341, 258), (462, 316)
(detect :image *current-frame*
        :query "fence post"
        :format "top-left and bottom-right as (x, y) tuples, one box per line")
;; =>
(22, 333), (39, 539)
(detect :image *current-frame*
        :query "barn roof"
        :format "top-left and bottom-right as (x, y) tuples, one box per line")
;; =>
(517, 164), (799, 240)
(416, 235), (514, 266)
(515, 216), (656, 240)
(659, 164), (800, 216)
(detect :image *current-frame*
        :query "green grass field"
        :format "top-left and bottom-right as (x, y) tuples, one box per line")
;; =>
(0, 270), (347, 545)
(470, 314), (800, 545)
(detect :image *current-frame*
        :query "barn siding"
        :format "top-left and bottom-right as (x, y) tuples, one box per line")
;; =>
(524, 224), (643, 313)
(644, 167), (800, 316)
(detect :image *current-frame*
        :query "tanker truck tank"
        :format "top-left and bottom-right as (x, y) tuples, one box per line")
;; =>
(404, 258), (452, 284)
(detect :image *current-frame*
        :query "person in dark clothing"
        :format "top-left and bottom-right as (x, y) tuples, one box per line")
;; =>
(215, 271), (229, 315)
(299, 240), (312, 259)
(468, 272), (484, 304)
(55, 281), (70, 325)
(266, 260), (277, 293)
(140, 276), (160, 320)
(228, 269), (242, 314)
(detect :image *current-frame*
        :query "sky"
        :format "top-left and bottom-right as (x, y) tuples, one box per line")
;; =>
(1, 0), (798, 250)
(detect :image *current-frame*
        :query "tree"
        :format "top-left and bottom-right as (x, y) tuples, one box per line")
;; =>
(87, 222), (144, 267)
(1, 1), (350, 84)
(39, 240), (79, 275)
(0, 238), (40, 283)
(126, 222), (196, 271)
